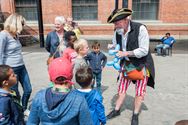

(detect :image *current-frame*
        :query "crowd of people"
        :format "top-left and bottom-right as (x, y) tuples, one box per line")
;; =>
(0, 13), (107, 125)
(4, 8), (184, 125)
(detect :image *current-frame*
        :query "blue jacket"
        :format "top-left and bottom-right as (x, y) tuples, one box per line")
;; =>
(45, 30), (61, 58)
(0, 89), (24, 125)
(85, 51), (107, 73)
(75, 89), (106, 125)
(161, 36), (176, 46)
(27, 88), (93, 125)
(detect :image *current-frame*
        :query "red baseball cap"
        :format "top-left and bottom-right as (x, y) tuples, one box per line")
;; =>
(48, 57), (73, 85)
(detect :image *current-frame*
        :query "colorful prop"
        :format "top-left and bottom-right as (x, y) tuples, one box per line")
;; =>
(106, 44), (122, 71)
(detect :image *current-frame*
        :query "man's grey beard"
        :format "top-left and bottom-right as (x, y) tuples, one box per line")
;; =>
(116, 28), (124, 35)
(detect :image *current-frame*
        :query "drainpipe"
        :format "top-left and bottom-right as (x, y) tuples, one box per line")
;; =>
(123, 0), (128, 8)
(37, 0), (44, 48)
(115, 0), (119, 10)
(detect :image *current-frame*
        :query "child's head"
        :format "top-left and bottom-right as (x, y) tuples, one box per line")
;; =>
(74, 39), (89, 56)
(64, 31), (77, 48)
(48, 58), (73, 86)
(66, 17), (73, 26)
(175, 120), (188, 125)
(92, 41), (100, 53)
(75, 66), (93, 89)
(0, 65), (17, 88)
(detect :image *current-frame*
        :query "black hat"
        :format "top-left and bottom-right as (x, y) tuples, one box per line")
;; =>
(107, 8), (132, 23)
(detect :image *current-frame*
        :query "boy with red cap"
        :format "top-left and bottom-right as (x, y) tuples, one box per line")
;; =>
(27, 57), (93, 125)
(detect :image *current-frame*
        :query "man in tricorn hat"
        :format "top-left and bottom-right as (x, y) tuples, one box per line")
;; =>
(106, 8), (155, 125)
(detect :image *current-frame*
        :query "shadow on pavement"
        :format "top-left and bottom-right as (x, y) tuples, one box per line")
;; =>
(110, 94), (148, 113)
(101, 85), (109, 94)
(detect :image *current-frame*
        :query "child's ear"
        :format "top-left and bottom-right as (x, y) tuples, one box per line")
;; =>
(79, 48), (82, 52)
(2, 80), (8, 86)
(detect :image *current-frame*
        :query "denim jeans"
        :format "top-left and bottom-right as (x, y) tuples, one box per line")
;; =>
(93, 72), (102, 93)
(156, 44), (170, 55)
(11, 65), (32, 111)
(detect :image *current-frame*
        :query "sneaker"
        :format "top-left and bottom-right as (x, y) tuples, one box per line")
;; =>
(131, 114), (139, 125)
(106, 109), (120, 119)
(24, 109), (30, 117)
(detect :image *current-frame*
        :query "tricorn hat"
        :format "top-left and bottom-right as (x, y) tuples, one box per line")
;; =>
(107, 8), (132, 23)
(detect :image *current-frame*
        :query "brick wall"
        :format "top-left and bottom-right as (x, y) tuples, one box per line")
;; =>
(40, 0), (188, 39)
(159, 0), (188, 23)
(0, 0), (188, 39)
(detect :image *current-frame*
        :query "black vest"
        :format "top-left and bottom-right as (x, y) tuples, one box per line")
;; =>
(116, 21), (155, 88)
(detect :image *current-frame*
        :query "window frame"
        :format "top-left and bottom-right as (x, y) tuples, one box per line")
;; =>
(72, 0), (98, 21)
(15, 0), (37, 21)
(132, 0), (159, 20)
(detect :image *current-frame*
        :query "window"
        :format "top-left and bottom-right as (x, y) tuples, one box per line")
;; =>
(72, 0), (98, 20)
(15, 0), (37, 21)
(132, 0), (159, 20)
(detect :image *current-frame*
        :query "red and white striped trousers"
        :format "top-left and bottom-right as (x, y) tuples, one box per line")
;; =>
(118, 73), (148, 97)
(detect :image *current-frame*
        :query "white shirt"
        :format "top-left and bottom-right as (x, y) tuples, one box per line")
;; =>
(112, 22), (149, 58)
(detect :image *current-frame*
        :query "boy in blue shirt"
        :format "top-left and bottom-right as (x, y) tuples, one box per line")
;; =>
(0, 65), (24, 124)
(85, 42), (107, 93)
(155, 32), (176, 55)
(75, 66), (106, 125)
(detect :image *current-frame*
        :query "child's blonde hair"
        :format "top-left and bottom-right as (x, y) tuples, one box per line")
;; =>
(4, 13), (25, 35)
(74, 39), (88, 53)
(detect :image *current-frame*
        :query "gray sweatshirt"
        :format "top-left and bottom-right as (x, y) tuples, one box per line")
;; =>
(0, 31), (24, 67)
(72, 57), (88, 89)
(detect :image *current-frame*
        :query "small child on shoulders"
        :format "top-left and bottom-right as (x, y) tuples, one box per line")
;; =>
(72, 39), (89, 89)
(0, 65), (24, 124)
(75, 65), (106, 125)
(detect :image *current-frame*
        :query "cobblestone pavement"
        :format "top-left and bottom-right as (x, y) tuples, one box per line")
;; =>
(22, 42), (188, 125)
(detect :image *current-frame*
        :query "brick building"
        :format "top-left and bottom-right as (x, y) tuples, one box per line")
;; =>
(0, 0), (188, 40)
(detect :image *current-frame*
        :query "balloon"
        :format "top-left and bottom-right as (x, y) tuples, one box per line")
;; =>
(115, 44), (120, 50)
(113, 63), (121, 71)
(113, 57), (119, 63)
(106, 61), (114, 66)
(106, 44), (129, 72)
(106, 44), (121, 71)
(108, 50), (116, 55)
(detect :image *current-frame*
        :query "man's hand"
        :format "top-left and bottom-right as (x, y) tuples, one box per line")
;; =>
(108, 44), (115, 49)
(116, 51), (129, 58)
